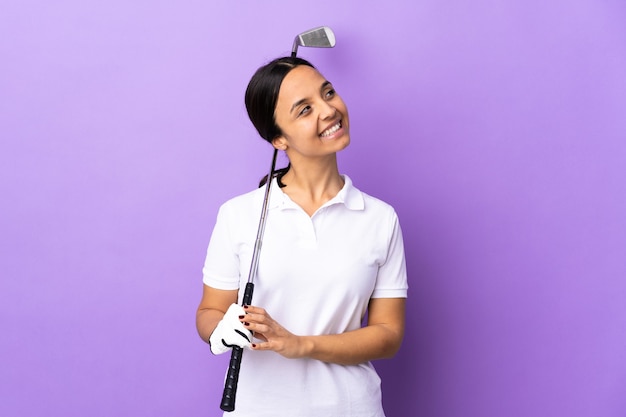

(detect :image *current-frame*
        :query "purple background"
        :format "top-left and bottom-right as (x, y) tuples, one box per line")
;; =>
(1, 1), (625, 416)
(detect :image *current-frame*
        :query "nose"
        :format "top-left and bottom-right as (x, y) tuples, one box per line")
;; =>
(319, 100), (337, 120)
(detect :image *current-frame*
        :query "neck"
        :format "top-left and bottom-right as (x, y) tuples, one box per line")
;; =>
(280, 154), (344, 215)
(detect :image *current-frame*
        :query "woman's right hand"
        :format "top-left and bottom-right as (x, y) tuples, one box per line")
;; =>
(209, 303), (253, 354)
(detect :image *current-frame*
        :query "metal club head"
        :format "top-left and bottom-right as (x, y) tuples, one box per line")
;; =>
(291, 26), (336, 57)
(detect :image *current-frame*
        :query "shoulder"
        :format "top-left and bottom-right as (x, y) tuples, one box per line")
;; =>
(361, 190), (397, 213)
(219, 186), (264, 211)
(214, 185), (266, 224)
(345, 175), (398, 219)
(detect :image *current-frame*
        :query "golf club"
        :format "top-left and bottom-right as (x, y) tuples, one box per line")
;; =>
(220, 26), (336, 413)
(291, 26), (336, 57)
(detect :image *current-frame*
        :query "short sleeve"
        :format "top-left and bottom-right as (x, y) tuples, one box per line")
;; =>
(371, 212), (408, 298)
(202, 204), (241, 290)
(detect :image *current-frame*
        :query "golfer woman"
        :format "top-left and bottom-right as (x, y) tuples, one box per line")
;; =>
(196, 56), (408, 416)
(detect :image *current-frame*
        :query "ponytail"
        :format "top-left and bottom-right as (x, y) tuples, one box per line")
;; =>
(258, 164), (290, 188)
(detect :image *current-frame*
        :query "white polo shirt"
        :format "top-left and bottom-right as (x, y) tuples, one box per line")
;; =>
(203, 175), (408, 417)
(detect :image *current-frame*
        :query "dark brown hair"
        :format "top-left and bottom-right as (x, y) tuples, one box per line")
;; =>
(245, 57), (315, 186)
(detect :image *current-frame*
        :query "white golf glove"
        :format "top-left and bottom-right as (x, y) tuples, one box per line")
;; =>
(209, 303), (253, 355)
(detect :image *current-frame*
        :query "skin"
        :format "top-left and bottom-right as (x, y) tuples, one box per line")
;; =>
(196, 65), (406, 365)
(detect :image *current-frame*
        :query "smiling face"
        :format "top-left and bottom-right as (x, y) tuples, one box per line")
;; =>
(272, 65), (350, 162)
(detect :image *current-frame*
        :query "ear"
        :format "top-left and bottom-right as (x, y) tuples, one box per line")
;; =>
(272, 136), (287, 151)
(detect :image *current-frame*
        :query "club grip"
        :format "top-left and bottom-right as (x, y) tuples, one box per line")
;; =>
(241, 282), (254, 306)
(220, 345), (243, 412)
(220, 282), (254, 412)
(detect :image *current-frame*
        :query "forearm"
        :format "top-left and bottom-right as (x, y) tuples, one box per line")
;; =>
(245, 298), (406, 365)
(196, 285), (239, 343)
(196, 308), (225, 343)
(300, 323), (403, 365)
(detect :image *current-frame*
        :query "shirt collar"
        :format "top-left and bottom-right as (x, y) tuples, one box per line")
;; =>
(330, 175), (364, 210)
(263, 174), (364, 211)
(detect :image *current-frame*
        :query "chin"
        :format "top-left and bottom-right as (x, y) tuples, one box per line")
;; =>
(337, 135), (350, 151)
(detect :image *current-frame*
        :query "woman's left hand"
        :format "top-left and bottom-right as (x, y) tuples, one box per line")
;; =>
(241, 305), (308, 359)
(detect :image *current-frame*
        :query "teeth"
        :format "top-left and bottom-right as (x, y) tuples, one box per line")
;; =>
(320, 121), (341, 137)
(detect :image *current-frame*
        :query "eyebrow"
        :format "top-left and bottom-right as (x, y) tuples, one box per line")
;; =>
(289, 81), (333, 114)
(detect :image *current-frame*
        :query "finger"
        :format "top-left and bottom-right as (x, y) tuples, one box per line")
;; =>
(253, 333), (268, 342)
(250, 341), (270, 351)
(243, 320), (270, 334)
(243, 305), (267, 316)
(240, 312), (268, 326)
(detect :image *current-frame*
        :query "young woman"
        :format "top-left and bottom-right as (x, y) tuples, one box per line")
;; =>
(196, 57), (408, 416)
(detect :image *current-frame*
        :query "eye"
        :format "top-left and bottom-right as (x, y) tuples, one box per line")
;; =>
(298, 105), (312, 117)
(325, 88), (336, 99)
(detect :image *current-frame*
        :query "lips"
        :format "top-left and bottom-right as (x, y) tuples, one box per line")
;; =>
(319, 120), (342, 138)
